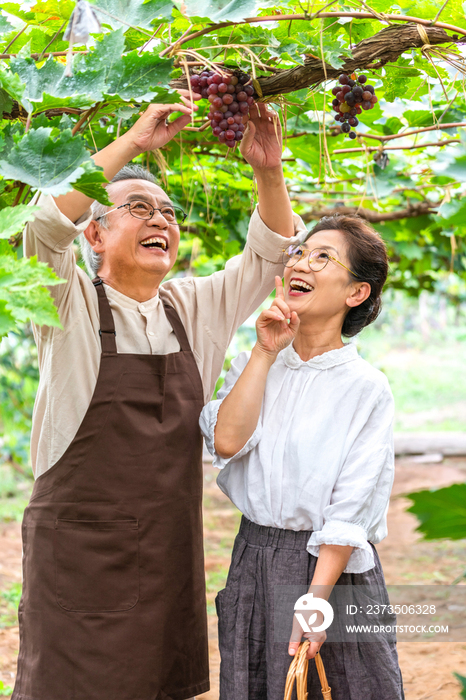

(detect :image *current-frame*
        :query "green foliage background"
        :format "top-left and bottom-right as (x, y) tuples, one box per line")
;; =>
(0, 0), (465, 336)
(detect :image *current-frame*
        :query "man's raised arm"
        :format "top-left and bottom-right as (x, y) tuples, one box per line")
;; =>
(53, 99), (197, 223)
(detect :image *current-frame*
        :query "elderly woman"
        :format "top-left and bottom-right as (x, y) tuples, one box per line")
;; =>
(200, 214), (405, 700)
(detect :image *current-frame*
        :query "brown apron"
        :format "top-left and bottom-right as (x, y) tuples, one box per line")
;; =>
(13, 278), (209, 700)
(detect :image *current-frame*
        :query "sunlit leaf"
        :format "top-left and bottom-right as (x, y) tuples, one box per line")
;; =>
(90, 0), (174, 30)
(180, 0), (278, 22)
(0, 205), (41, 239)
(0, 241), (65, 338)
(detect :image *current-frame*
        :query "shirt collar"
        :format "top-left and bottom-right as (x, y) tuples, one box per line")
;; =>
(280, 342), (359, 370)
(103, 283), (160, 312)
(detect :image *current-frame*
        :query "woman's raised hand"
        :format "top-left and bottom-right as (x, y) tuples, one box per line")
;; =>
(255, 276), (299, 357)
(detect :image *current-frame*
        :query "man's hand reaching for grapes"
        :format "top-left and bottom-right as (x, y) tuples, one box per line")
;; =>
(240, 103), (283, 171)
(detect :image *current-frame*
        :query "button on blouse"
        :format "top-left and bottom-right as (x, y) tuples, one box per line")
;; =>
(199, 343), (395, 574)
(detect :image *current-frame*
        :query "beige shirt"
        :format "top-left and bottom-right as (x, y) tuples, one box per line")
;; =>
(25, 195), (307, 478)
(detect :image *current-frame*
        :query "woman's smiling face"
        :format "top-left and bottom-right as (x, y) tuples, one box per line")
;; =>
(283, 229), (359, 326)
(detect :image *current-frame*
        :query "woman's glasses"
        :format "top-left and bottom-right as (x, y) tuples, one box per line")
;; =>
(282, 245), (359, 277)
(95, 200), (187, 224)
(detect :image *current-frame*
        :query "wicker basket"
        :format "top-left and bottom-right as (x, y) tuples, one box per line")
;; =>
(284, 641), (333, 700)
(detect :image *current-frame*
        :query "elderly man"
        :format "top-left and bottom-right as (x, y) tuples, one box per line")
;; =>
(12, 97), (306, 700)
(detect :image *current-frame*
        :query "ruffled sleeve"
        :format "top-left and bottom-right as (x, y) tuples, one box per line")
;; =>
(199, 351), (262, 469)
(306, 383), (395, 574)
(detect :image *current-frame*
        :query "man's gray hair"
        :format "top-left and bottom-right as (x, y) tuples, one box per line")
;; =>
(79, 165), (158, 277)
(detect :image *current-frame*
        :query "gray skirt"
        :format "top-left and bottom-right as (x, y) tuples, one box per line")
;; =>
(215, 516), (405, 700)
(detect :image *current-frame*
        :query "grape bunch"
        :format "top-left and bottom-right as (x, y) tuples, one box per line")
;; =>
(189, 70), (255, 148)
(331, 73), (378, 139)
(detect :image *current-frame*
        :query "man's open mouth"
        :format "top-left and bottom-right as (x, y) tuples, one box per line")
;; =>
(140, 237), (168, 250)
(289, 279), (314, 294)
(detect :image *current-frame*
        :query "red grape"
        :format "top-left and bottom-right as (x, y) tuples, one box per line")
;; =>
(189, 69), (254, 147)
(339, 74), (349, 85)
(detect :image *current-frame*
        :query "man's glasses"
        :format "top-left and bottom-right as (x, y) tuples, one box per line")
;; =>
(282, 245), (359, 277)
(95, 200), (187, 224)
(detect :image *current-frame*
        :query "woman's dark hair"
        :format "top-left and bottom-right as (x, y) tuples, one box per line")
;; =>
(305, 214), (389, 337)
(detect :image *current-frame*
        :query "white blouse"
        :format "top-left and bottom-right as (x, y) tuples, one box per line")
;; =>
(199, 343), (395, 574)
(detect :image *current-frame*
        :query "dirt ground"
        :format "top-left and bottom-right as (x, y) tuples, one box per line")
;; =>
(0, 457), (465, 699)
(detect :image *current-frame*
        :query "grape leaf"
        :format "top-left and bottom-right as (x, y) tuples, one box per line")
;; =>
(0, 205), (41, 239)
(105, 51), (176, 102)
(0, 127), (110, 200)
(405, 483), (466, 540)
(30, 0), (75, 20)
(72, 161), (112, 205)
(454, 673), (466, 699)
(0, 242), (65, 337)
(10, 56), (106, 111)
(0, 15), (14, 35)
(90, 0), (174, 30)
(79, 27), (126, 78)
(0, 89), (13, 115)
(0, 67), (28, 111)
(179, 0), (278, 22)
(0, 3), (36, 22)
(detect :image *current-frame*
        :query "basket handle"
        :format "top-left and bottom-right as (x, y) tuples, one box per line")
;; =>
(284, 641), (333, 700)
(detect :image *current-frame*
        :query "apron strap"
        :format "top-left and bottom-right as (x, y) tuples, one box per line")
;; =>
(162, 301), (192, 353)
(92, 278), (117, 355)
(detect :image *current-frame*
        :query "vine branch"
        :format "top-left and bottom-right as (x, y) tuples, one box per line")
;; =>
(170, 23), (464, 99)
(161, 10), (466, 57)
